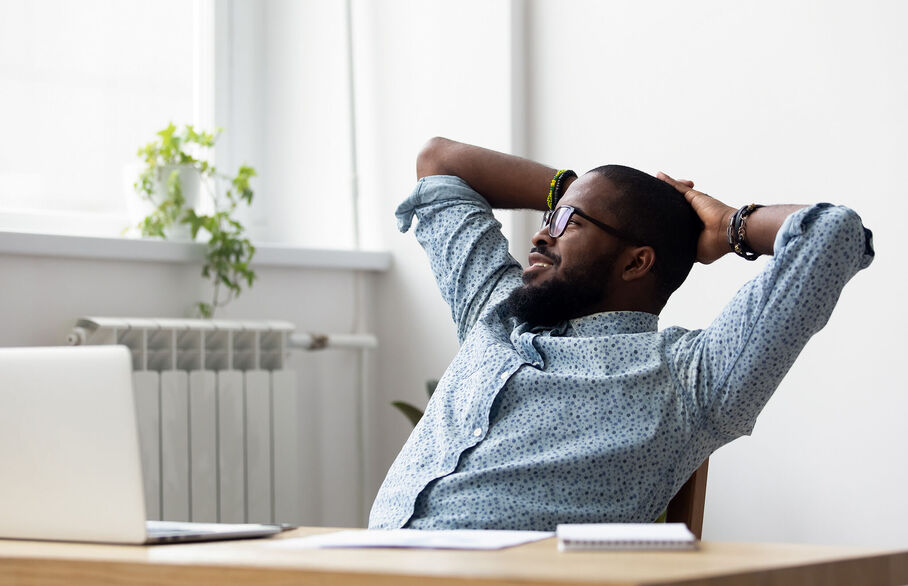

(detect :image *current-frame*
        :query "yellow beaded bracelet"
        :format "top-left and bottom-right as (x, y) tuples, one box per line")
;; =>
(547, 169), (577, 210)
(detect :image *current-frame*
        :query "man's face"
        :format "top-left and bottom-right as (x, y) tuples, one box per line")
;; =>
(506, 173), (630, 326)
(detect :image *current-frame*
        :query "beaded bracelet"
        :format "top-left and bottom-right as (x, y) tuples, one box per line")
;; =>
(727, 203), (764, 260)
(547, 169), (577, 210)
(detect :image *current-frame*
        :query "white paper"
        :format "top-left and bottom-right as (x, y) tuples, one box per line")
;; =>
(266, 529), (554, 550)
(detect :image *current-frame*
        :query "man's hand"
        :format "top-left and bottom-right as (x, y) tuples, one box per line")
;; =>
(657, 172), (736, 264)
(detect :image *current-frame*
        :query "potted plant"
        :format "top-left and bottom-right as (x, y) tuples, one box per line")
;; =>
(132, 122), (257, 318)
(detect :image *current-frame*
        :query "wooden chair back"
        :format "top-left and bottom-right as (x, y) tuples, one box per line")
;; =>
(665, 459), (709, 539)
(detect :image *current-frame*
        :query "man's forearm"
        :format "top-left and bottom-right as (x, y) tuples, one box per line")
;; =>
(739, 205), (807, 256)
(709, 204), (808, 262)
(416, 137), (569, 210)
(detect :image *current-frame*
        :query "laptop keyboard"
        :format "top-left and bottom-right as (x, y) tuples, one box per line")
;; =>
(145, 520), (286, 543)
(147, 526), (206, 537)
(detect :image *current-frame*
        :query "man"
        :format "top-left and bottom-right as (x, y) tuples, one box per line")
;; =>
(369, 137), (874, 531)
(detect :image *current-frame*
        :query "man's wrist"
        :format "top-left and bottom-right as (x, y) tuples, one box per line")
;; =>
(547, 169), (577, 209)
(718, 208), (736, 259)
(727, 204), (765, 261)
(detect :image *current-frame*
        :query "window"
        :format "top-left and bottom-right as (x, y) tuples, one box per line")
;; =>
(0, 0), (210, 236)
(0, 0), (361, 249)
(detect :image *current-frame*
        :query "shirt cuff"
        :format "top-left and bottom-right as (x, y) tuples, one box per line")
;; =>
(395, 175), (492, 233)
(771, 205), (820, 255)
(772, 203), (875, 268)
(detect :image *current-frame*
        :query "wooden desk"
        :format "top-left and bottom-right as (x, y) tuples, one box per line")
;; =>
(0, 527), (906, 586)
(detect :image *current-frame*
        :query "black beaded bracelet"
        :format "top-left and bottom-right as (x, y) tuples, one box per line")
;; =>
(727, 204), (764, 260)
(547, 169), (577, 210)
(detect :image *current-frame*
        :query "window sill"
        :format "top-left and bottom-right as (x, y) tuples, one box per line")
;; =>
(0, 231), (391, 272)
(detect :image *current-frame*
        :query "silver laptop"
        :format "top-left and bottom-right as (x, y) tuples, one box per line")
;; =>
(0, 345), (285, 544)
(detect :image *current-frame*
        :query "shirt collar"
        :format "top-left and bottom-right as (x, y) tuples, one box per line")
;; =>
(568, 311), (659, 337)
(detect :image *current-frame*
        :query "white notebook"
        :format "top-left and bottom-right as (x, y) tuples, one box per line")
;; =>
(556, 523), (697, 552)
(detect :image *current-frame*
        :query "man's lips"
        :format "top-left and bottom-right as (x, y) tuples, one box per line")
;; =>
(526, 251), (556, 271)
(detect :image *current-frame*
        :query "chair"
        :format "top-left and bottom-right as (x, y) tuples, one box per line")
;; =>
(665, 459), (709, 539)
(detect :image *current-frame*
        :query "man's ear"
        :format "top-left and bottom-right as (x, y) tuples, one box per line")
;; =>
(620, 246), (656, 282)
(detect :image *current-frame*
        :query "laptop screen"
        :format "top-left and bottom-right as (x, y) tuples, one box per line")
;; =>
(0, 346), (148, 543)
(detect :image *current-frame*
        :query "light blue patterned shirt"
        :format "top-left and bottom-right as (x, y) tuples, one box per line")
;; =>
(369, 175), (874, 531)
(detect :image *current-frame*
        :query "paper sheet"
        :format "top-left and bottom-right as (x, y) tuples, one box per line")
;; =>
(266, 529), (554, 550)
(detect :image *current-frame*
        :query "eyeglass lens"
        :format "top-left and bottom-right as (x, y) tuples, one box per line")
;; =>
(541, 207), (573, 238)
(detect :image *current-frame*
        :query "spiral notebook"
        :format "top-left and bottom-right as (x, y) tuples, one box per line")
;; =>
(556, 523), (697, 552)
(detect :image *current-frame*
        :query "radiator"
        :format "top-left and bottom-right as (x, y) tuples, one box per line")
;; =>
(67, 317), (358, 526)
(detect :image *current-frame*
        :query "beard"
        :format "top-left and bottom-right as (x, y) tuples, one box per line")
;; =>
(504, 247), (620, 328)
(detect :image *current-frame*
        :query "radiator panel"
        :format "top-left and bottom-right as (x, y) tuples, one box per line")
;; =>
(161, 371), (190, 521)
(245, 370), (273, 524)
(189, 370), (217, 522)
(217, 370), (246, 524)
(272, 369), (301, 524)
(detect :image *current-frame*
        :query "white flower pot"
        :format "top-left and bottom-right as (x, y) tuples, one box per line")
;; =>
(124, 164), (201, 241)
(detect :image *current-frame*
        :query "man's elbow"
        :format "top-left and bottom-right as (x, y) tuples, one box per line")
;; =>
(416, 136), (453, 179)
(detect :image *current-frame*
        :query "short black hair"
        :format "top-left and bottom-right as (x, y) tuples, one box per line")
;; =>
(588, 165), (703, 304)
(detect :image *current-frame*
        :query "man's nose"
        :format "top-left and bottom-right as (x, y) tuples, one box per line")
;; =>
(532, 225), (556, 249)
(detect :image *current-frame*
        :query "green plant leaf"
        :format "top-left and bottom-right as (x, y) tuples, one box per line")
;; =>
(183, 209), (204, 239)
(130, 123), (258, 318)
(197, 302), (212, 319)
(425, 379), (439, 398)
(391, 401), (425, 427)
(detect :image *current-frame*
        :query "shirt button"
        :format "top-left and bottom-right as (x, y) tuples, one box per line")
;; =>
(473, 427), (482, 437)
(499, 372), (509, 381)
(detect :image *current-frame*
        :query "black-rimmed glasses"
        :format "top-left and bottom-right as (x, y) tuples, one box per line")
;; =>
(540, 205), (639, 243)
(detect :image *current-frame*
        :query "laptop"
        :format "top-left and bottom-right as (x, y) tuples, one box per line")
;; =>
(0, 345), (286, 544)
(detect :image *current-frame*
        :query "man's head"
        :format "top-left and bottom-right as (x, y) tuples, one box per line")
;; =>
(505, 165), (702, 326)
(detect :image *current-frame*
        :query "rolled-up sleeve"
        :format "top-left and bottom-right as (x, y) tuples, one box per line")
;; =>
(670, 204), (874, 441)
(396, 176), (523, 343)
